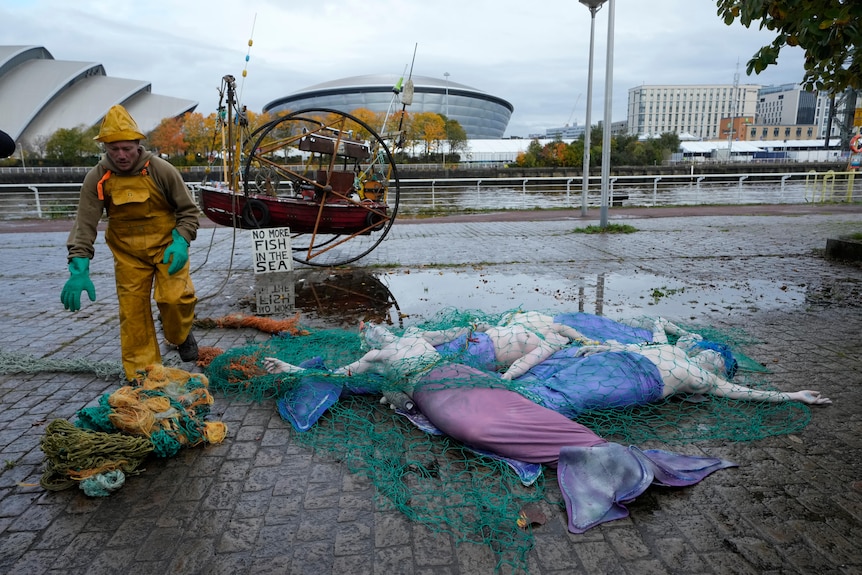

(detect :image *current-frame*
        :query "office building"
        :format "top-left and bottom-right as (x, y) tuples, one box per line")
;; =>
(627, 84), (760, 140)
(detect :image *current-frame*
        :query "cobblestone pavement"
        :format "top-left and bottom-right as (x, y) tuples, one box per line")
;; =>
(1, 205), (861, 574)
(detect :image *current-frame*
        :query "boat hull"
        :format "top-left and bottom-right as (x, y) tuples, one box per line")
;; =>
(198, 185), (389, 235)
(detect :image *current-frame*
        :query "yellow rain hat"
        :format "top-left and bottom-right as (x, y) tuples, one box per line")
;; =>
(94, 105), (146, 143)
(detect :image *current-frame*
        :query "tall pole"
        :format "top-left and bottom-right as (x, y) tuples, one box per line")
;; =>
(579, 1), (605, 216)
(599, 0), (615, 228)
(443, 72), (450, 167)
(728, 60), (739, 158)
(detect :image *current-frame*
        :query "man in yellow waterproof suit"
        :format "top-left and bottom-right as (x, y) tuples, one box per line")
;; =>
(61, 105), (200, 380)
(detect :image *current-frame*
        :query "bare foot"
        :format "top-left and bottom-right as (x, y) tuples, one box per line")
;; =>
(263, 357), (303, 374)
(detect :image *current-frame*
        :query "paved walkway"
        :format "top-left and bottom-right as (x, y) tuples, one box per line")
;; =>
(1, 205), (861, 574)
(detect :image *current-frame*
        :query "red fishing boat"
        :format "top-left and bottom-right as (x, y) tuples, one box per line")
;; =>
(197, 75), (402, 267)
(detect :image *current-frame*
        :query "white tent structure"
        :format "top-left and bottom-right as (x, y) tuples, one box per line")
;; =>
(458, 138), (844, 166)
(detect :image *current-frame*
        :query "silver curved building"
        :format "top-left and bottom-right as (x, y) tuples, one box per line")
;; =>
(0, 45), (197, 151)
(263, 74), (513, 139)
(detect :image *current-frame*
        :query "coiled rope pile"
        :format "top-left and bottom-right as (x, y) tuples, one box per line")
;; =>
(40, 364), (227, 496)
(24, 312), (302, 496)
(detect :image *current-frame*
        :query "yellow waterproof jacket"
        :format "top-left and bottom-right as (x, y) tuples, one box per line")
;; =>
(67, 149), (199, 260)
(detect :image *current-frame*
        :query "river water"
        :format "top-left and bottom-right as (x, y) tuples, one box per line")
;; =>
(1, 172), (857, 219)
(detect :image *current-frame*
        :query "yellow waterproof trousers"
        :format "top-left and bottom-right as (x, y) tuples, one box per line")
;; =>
(104, 173), (197, 380)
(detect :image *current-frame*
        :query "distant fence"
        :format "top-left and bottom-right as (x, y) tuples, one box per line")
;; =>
(393, 171), (859, 215)
(0, 170), (858, 221)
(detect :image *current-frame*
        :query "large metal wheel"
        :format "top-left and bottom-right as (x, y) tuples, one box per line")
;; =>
(243, 108), (400, 267)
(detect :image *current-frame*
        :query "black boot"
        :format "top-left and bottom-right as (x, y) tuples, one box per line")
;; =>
(178, 331), (199, 362)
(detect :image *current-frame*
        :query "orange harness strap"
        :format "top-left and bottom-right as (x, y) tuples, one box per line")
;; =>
(96, 170), (112, 200)
(96, 160), (151, 200)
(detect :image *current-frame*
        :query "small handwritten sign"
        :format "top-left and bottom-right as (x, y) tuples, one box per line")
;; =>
(251, 227), (293, 274)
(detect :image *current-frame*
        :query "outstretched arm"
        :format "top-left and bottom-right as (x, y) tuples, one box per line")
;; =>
(263, 357), (304, 374)
(551, 323), (600, 346)
(623, 316), (703, 345)
(575, 340), (635, 356)
(651, 317), (703, 345)
(632, 345), (832, 406)
(654, 317), (694, 338)
(264, 348), (391, 377)
(698, 376), (832, 405)
(331, 349), (389, 376)
(405, 325), (473, 346)
(501, 342), (557, 380)
(663, 360), (832, 405)
(781, 390), (832, 405)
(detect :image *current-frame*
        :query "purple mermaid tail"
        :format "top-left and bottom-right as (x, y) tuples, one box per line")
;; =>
(557, 442), (736, 533)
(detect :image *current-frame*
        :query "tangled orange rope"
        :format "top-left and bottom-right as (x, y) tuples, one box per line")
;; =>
(110, 365), (227, 445)
(195, 312), (309, 335)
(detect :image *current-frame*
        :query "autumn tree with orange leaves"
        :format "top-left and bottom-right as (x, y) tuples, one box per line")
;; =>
(408, 112), (446, 156)
(38, 105), (459, 166)
(347, 108), (386, 141)
(145, 110), (276, 165)
(147, 117), (186, 157)
(182, 112), (217, 161)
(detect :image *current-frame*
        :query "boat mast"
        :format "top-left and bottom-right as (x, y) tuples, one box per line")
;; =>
(224, 75), (239, 193)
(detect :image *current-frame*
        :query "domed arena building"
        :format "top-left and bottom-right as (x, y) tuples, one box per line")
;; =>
(263, 74), (513, 139)
(0, 45), (197, 151)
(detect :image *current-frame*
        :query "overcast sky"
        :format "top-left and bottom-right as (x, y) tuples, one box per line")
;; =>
(4, 0), (807, 138)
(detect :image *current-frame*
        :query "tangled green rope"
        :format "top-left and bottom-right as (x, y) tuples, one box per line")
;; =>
(80, 470), (126, 497)
(39, 419), (153, 491)
(0, 350), (122, 379)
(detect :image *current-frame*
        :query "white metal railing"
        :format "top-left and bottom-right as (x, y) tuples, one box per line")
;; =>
(0, 182), (83, 220)
(0, 171), (858, 221)
(393, 170), (858, 215)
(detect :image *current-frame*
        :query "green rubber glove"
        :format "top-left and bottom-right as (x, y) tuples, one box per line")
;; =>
(163, 229), (189, 275)
(61, 257), (96, 312)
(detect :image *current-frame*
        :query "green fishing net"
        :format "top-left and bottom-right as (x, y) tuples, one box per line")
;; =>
(0, 350), (123, 379)
(299, 395), (543, 572)
(204, 308), (810, 573)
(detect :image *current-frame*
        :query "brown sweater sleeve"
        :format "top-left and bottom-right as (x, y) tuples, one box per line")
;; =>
(147, 155), (200, 243)
(66, 166), (107, 261)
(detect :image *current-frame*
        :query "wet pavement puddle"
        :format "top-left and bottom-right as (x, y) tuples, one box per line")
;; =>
(248, 268), (806, 328)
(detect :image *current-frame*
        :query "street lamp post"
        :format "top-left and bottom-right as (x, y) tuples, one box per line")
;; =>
(443, 72), (450, 168)
(598, 0), (615, 228)
(578, 0), (607, 217)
